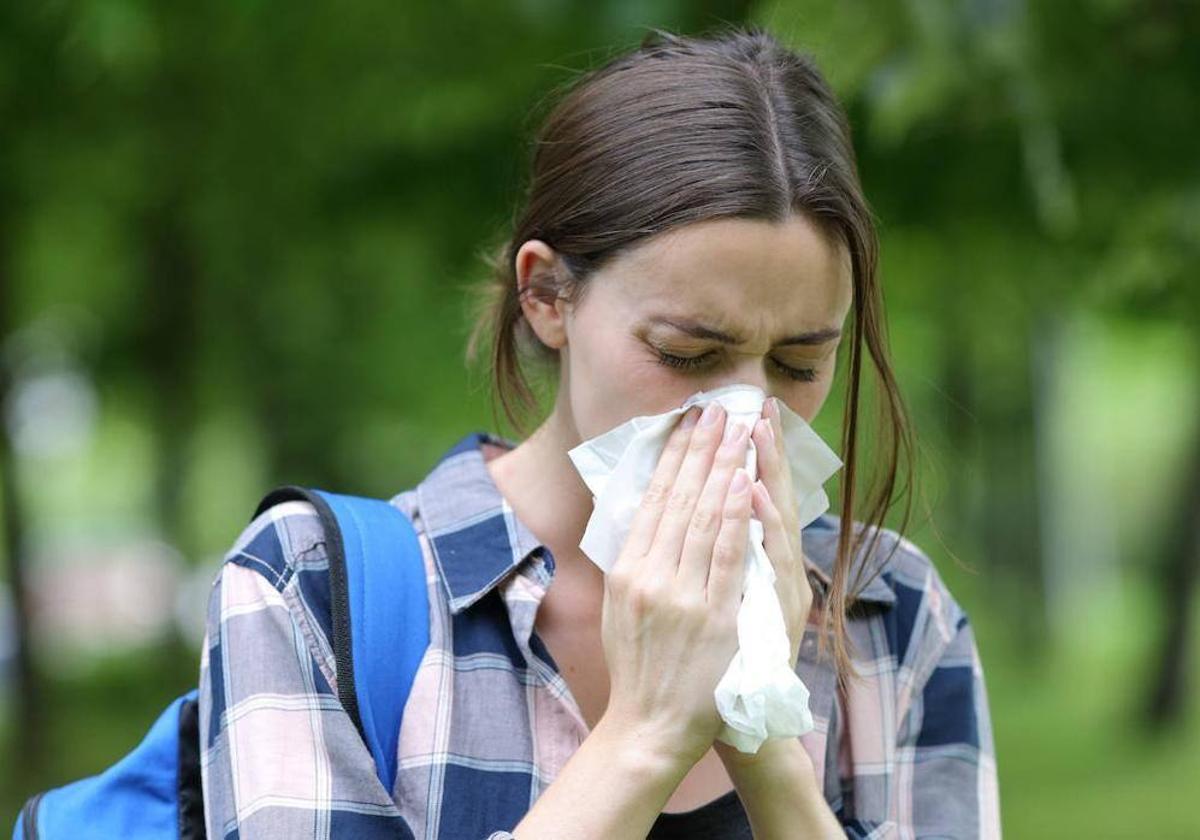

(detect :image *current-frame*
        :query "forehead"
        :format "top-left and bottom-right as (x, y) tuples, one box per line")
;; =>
(597, 215), (853, 327)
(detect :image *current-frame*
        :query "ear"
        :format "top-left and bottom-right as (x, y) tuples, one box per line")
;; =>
(514, 239), (570, 351)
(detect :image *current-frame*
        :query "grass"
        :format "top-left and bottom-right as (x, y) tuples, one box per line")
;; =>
(982, 579), (1200, 838)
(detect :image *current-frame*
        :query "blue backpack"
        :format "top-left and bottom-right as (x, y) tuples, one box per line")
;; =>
(12, 485), (430, 839)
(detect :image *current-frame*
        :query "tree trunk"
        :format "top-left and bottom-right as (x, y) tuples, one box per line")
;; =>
(1145, 361), (1200, 727)
(0, 212), (43, 768)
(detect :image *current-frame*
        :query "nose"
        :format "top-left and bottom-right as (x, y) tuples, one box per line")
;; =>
(703, 357), (774, 403)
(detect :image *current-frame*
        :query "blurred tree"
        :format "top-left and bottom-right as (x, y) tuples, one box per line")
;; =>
(762, 0), (1199, 712)
(2, 1), (1198, 818)
(0, 0), (78, 774)
(1, 0), (764, 804)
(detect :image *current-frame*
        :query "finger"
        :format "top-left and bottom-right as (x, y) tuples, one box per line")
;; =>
(754, 479), (814, 654)
(751, 479), (795, 583)
(751, 479), (809, 627)
(752, 416), (786, 496)
(752, 414), (799, 547)
(675, 416), (751, 593)
(647, 402), (729, 569)
(620, 405), (702, 564)
(705, 466), (752, 611)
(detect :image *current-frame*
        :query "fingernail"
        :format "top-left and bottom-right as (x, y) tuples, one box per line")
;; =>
(730, 468), (749, 493)
(680, 406), (700, 429)
(700, 402), (722, 426)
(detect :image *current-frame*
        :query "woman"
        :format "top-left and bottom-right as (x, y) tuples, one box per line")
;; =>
(199, 24), (1000, 839)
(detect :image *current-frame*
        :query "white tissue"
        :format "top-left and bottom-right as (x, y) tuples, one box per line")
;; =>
(566, 383), (843, 753)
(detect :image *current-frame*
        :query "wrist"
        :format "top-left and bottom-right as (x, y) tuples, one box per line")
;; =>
(719, 737), (839, 838)
(717, 736), (812, 789)
(591, 713), (697, 783)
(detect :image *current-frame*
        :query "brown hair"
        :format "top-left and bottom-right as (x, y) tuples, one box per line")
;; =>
(466, 23), (918, 690)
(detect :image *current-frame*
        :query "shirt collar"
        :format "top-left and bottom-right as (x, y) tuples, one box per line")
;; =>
(415, 430), (895, 615)
(800, 515), (898, 607)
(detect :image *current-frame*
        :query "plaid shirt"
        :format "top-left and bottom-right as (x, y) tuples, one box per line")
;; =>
(199, 430), (1000, 839)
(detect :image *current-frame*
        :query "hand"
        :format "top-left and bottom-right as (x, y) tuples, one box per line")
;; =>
(750, 395), (814, 672)
(711, 397), (818, 776)
(598, 400), (755, 772)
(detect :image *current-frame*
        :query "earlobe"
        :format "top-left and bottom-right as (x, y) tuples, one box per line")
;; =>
(525, 303), (568, 351)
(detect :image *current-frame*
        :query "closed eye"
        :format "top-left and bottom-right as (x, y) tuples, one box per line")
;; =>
(653, 349), (817, 382)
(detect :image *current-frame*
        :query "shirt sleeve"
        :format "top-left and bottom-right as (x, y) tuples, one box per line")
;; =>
(896, 571), (1002, 838)
(198, 508), (414, 839)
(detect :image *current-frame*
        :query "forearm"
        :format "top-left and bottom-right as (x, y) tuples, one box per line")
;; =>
(723, 737), (842, 839)
(510, 715), (692, 840)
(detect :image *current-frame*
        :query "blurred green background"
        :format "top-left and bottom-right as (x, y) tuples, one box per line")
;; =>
(1, 1), (1197, 836)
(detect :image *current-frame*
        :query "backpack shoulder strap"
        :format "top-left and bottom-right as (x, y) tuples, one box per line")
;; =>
(253, 485), (429, 797)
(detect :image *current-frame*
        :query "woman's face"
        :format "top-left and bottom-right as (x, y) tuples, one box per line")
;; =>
(521, 214), (853, 443)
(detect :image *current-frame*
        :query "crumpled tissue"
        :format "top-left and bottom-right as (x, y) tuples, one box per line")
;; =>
(565, 383), (844, 753)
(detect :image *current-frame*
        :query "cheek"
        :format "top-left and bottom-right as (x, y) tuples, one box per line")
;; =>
(569, 343), (696, 437)
(784, 379), (833, 425)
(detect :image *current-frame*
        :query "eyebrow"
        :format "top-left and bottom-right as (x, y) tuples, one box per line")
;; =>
(642, 315), (842, 347)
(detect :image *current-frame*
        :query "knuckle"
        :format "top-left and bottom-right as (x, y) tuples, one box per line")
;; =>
(623, 593), (650, 618)
(607, 565), (633, 593)
(689, 504), (721, 537)
(672, 590), (706, 617)
(641, 479), (672, 507)
(711, 538), (743, 568)
(624, 580), (657, 613)
(664, 487), (696, 515)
